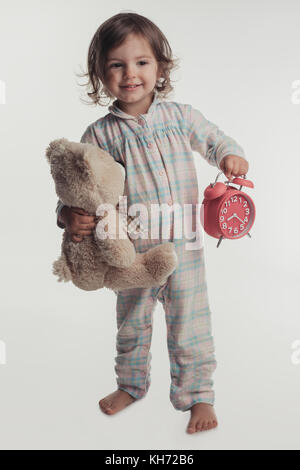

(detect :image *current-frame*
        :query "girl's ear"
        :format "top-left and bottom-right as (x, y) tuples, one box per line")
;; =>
(156, 62), (162, 80)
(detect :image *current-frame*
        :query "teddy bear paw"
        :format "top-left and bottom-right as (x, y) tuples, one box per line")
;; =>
(144, 242), (177, 284)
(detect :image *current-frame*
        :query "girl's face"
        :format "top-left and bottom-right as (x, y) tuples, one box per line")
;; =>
(104, 33), (161, 116)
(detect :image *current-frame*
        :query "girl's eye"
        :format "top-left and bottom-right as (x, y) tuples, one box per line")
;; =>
(110, 61), (148, 68)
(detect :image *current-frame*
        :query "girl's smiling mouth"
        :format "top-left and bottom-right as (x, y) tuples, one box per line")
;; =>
(120, 84), (142, 90)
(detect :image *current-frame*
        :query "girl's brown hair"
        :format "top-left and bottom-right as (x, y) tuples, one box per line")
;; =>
(77, 12), (179, 106)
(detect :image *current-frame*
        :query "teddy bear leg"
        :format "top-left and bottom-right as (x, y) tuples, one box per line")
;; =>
(104, 242), (177, 290)
(58, 236), (107, 291)
(53, 253), (72, 282)
(72, 270), (105, 291)
(142, 242), (178, 284)
(95, 237), (136, 268)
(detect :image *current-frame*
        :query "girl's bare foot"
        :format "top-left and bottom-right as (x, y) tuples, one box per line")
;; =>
(186, 403), (218, 433)
(99, 389), (137, 415)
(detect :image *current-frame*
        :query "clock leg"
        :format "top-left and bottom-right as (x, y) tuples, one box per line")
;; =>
(217, 236), (223, 248)
(247, 232), (252, 238)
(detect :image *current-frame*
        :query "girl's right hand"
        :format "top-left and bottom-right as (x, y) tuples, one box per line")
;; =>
(60, 207), (98, 243)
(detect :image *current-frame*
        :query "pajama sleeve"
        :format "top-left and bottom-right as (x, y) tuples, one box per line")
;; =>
(56, 200), (66, 229)
(187, 105), (246, 169)
(55, 125), (101, 229)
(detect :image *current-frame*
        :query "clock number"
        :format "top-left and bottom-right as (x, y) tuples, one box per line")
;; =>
(234, 228), (238, 234)
(225, 201), (230, 208)
(244, 217), (248, 223)
(245, 208), (250, 215)
(221, 208), (227, 214)
(222, 223), (227, 229)
(228, 227), (232, 233)
(243, 201), (248, 207)
(231, 196), (238, 203)
(240, 224), (244, 231)
(220, 216), (224, 222)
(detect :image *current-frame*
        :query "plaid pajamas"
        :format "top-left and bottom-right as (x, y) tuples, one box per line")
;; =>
(114, 241), (216, 411)
(58, 90), (244, 410)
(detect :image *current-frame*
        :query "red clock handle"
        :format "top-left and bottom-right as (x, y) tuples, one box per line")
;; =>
(204, 172), (254, 201)
(231, 175), (254, 189)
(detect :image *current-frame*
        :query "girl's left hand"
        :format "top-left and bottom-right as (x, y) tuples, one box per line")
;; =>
(219, 155), (249, 181)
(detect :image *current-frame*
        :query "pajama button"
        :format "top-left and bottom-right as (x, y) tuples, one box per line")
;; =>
(138, 119), (143, 125)
(168, 200), (172, 205)
(159, 170), (164, 176)
(147, 142), (152, 148)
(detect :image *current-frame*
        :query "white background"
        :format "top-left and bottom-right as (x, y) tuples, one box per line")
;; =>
(0, 0), (299, 450)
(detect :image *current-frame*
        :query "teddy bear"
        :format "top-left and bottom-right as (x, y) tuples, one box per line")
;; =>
(46, 138), (177, 292)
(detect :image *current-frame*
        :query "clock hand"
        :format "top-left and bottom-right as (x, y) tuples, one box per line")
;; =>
(227, 212), (240, 222)
(227, 213), (245, 224)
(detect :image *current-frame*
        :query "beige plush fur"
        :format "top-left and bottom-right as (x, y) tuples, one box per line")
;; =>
(46, 138), (177, 292)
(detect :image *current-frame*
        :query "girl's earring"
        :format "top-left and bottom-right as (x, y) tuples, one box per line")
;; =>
(156, 77), (163, 89)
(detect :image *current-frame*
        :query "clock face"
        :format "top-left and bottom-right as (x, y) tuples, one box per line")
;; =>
(218, 193), (254, 238)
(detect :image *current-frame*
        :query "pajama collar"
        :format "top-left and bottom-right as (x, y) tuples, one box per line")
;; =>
(108, 89), (162, 121)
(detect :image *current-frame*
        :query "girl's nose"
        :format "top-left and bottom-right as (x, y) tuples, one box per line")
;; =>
(123, 66), (136, 79)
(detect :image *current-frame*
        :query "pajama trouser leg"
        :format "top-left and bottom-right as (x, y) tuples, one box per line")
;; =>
(158, 242), (217, 411)
(114, 285), (162, 399)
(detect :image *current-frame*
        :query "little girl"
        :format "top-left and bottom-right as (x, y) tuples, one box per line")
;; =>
(56, 12), (248, 433)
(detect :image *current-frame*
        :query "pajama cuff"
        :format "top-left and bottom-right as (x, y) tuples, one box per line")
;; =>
(56, 200), (66, 229)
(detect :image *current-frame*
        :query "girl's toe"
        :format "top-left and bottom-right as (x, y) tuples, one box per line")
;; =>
(200, 420), (209, 431)
(186, 421), (196, 433)
(99, 399), (112, 412)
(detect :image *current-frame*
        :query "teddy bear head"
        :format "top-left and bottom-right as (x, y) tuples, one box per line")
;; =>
(46, 138), (125, 213)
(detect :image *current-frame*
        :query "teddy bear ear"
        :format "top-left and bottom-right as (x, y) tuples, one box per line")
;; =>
(72, 152), (92, 180)
(45, 138), (70, 164)
(73, 153), (87, 171)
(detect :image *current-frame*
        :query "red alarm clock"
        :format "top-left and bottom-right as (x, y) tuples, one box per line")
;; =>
(200, 172), (255, 247)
